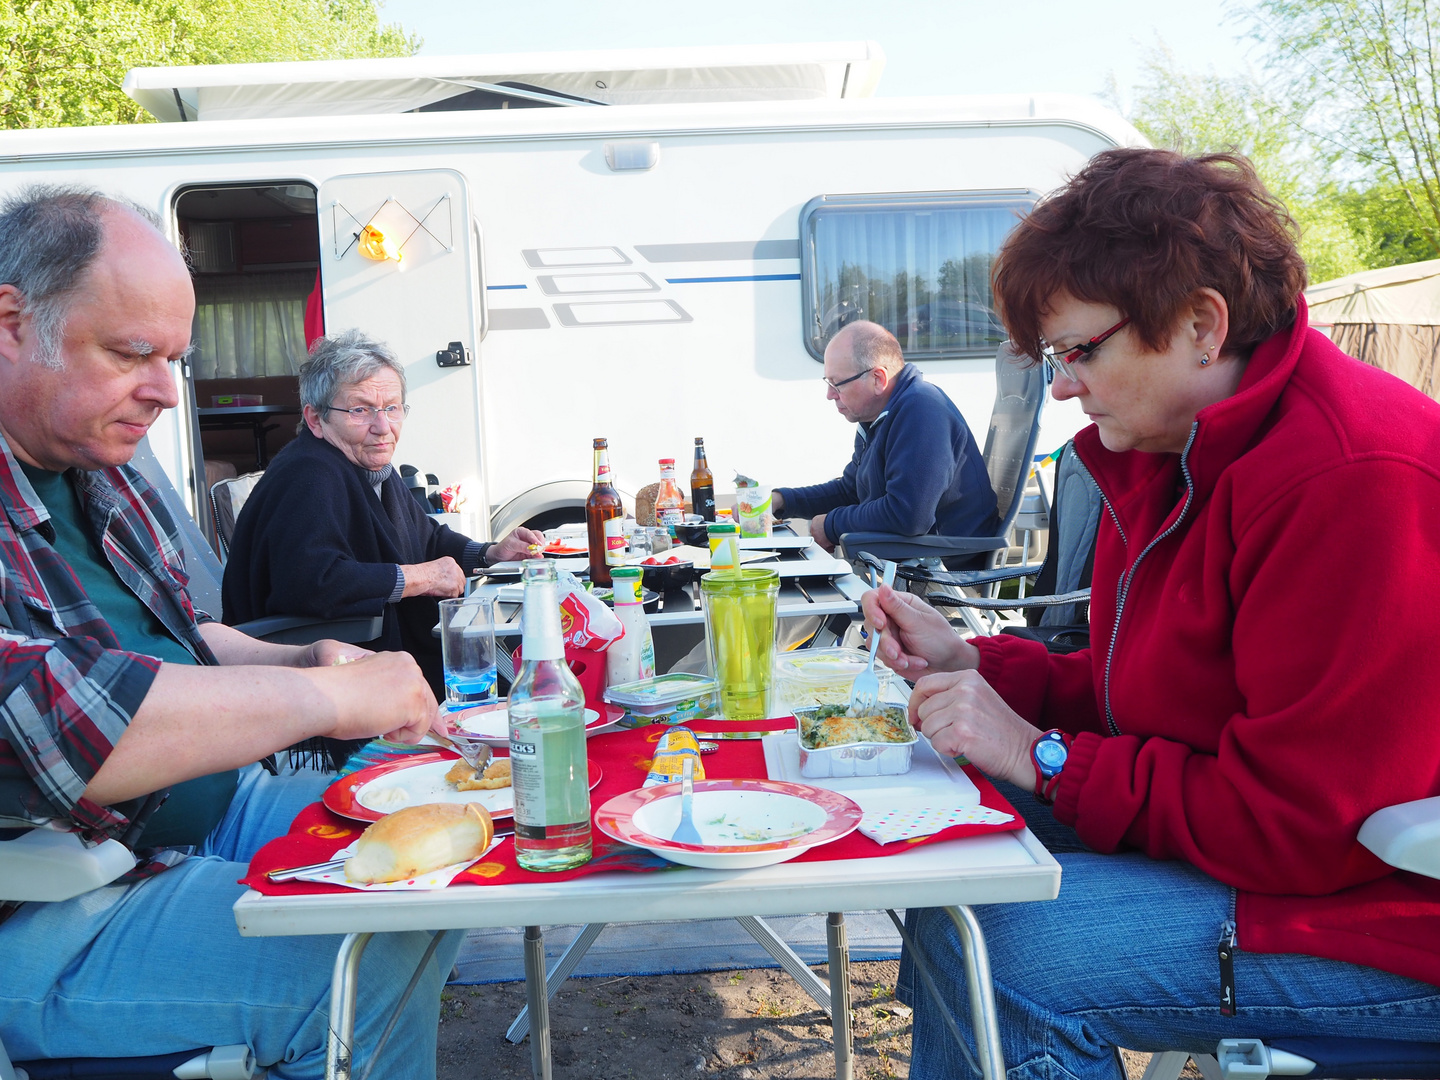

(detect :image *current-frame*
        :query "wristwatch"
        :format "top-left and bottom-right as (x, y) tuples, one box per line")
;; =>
(1030, 729), (1071, 805)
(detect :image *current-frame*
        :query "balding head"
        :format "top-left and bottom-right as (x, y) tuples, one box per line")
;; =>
(829, 320), (905, 377)
(0, 186), (169, 370)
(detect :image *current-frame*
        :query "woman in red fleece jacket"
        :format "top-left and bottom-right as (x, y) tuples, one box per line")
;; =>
(869, 149), (1440, 1079)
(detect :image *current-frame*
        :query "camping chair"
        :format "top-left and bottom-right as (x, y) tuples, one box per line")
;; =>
(1135, 795), (1440, 1080)
(0, 831), (259, 1080)
(859, 439), (1102, 652)
(838, 342), (1049, 633)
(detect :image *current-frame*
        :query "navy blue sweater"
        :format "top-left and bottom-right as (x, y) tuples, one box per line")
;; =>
(776, 364), (998, 542)
(221, 429), (485, 693)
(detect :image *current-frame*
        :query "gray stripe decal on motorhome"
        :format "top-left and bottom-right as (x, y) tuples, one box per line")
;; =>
(635, 240), (800, 262)
(489, 308), (551, 330)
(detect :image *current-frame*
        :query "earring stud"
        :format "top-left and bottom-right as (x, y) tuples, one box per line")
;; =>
(1200, 351), (1211, 366)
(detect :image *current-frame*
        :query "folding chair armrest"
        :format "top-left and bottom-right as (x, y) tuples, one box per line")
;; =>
(839, 532), (1010, 562)
(231, 613), (384, 646)
(926, 588), (1092, 613)
(0, 828), (136, 902)
(1358, 796), (1440, 880)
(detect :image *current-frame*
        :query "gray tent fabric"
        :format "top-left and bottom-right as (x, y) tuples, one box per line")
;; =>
(1307, 258), (1440, 401)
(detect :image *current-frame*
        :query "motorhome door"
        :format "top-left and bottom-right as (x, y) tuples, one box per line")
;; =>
(317, 170), (487, 529)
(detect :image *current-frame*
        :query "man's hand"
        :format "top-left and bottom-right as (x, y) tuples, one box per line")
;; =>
(861, 583), (977, 675)
(300, 639), (375, 668)
(489, 526), (546, 564)
(401, 556), (466, 598)
(908, 669), (1041, 789)
(313, 651), (438, 745)
(809, 513), (835, 552)
(770, 490), (786, 518)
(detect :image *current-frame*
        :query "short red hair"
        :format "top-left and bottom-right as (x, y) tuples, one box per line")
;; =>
(992, 149), (1307, 362)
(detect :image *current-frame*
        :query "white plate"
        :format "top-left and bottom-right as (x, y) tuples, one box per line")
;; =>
(353, 757), (517, 819)
(762, 731), (980, 814)
(595, 778), (862, 869)
(455, 704), (605, 743)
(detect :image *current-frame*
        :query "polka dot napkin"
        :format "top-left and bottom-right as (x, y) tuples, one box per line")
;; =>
(859, 805), (1015, 845)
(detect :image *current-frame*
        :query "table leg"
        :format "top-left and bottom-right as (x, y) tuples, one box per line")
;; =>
(507, 922), (608, 1043)
(826, 912), (853, 1080)
(327, 932), (373, 1080)
(943, 905), (1006, 1080)
(523, 926), (552, 1080)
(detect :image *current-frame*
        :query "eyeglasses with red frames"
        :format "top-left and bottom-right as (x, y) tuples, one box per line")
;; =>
(1040, 316), (1131, 381)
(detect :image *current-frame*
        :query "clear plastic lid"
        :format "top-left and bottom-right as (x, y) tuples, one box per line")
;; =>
(604, 671), (719, 707)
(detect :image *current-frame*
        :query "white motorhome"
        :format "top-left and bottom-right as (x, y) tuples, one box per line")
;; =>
(0, 42), (1141, 542)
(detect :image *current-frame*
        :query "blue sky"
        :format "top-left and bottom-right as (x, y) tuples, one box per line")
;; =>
(376, 0), (1262, 108)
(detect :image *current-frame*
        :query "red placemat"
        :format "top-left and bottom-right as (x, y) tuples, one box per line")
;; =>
(242, 718), (1021, 896)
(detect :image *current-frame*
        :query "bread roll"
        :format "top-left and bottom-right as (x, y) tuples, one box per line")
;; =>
(345, 802), (494, 883)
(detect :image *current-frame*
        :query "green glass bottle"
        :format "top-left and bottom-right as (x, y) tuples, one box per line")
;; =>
(508, 559), (593, 871)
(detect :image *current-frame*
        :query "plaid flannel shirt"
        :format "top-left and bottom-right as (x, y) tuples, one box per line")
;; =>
(0, 431), (217, 876)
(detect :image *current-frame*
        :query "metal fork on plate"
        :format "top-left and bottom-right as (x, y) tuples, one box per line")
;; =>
(848, 559), (897, 714)
(670, 755), (702, 845)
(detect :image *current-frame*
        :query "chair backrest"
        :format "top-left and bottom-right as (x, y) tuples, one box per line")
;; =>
(1035, 441), (1102, 629)
(129, 437), (227, 619)
(210, 472), (265, 558)
(982, 342), (1048, 532)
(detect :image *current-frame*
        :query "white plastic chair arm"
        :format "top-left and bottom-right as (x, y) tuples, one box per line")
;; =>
(0, 828), (136, 902)
(1358, 796), (1440, 880)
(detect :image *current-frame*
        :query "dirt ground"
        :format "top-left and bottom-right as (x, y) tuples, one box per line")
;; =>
(435, 961), (1178, 1080)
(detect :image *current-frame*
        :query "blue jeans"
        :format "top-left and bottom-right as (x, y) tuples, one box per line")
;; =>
(897, 784), (1440, 1080)
(0, 765), (462, 1079)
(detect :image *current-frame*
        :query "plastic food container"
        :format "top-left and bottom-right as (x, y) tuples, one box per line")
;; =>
(604, 672), (719, 726)
(773, 648), (892, 712)
(793, 704), (917, 778)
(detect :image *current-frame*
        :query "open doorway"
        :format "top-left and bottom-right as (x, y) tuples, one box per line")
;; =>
(175, 182), (320, 505)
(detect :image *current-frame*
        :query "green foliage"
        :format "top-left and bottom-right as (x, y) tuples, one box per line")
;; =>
(0, 0), (418, 130)
(1246, 0), (1440, 266)
(1121, 40), (1440, 283)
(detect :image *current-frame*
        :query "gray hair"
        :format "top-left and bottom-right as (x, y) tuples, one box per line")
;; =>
(299, 329), (407, 414)
(840, 320), (906, 374)
(0, 185), (161, 370)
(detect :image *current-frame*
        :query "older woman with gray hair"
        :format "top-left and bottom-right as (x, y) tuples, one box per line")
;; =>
(222, 329), (542, 696)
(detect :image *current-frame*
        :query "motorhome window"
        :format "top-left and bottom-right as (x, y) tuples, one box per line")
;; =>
(801, 192), (1034, 361)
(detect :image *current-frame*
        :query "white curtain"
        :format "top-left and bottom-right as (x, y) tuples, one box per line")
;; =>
(809, 199), (1024, 358)
(191, 271), (312, 379)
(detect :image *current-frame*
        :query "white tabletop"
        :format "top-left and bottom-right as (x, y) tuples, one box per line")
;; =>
(233, 828), (1059, 938)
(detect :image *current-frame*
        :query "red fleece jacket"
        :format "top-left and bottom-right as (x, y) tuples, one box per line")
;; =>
(976, 299), (1440, 986)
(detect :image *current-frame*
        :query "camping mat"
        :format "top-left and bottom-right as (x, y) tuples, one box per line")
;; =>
(451, 911), (905, 984)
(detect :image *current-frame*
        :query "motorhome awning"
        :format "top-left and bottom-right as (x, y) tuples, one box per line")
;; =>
(124, 41), (886, 123)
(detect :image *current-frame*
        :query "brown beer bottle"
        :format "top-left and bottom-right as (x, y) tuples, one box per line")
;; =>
(586, 437), (624, 587)
(690, 437), (716, 522)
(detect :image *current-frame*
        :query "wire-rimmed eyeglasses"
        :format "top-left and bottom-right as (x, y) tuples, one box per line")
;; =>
(1040, 316), (1131, 381)
(325, 403), (411, 424)
(822, 367), (873, 391)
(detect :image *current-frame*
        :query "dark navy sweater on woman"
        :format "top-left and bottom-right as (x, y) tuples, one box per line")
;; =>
(221, 429), (488, 694)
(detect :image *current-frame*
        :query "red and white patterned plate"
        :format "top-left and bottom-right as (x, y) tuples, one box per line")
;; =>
(324, 750), (602, 824)
(595, 778), (862, 869)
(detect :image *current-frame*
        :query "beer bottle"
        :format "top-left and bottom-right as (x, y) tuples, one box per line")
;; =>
(509, 559), (592, 871)
(690, 437), (716, 522)
(585, 438), (624, 587)
(656, 458), (686, 533)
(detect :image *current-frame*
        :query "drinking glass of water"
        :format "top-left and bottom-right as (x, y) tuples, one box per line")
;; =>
(439, 596), (498, 710)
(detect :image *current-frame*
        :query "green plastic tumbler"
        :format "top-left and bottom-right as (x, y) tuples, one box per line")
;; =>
(700, 567), (780, 721)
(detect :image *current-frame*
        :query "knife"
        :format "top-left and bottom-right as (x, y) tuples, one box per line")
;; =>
(690, 730), (791, 740)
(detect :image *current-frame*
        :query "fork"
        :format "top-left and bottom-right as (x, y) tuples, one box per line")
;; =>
(670, 754), (702, 845)
(849, 560), (897, 714)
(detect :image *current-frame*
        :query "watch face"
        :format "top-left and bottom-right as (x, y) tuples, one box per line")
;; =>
(1035, 739), (1068, 772)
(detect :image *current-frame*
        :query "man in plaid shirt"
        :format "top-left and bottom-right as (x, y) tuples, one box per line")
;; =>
(0, 188), (460, 1077)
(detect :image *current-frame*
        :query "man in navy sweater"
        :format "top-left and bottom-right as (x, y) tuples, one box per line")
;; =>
(772, 321), (997, 553)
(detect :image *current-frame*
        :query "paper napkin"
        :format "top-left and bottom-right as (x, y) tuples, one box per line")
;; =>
(859, 805), (1014, 845)
(293, 834), (507, 891)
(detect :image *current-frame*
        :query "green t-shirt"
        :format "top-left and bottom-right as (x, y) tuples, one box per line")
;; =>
(20, 463), (238, 848)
